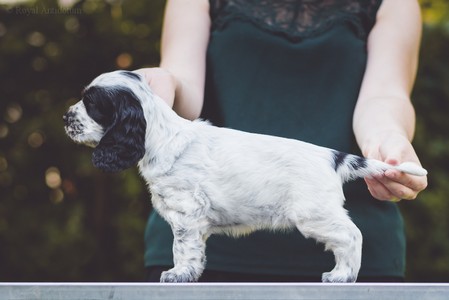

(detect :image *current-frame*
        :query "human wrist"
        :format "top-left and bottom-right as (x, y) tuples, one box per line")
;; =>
(358, 129), (410, 159)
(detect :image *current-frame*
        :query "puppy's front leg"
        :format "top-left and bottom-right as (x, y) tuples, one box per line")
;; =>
(160, 224), (208, 283)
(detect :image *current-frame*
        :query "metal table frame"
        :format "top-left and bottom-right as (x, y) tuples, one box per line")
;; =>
(1, 282), (449, 300)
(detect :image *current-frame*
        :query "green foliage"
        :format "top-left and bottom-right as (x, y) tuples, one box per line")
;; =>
(420, 0), (449, 26)
(0, 0), (163, 281)
(0, 0), (448, 282)
(402, 24), (449, 282)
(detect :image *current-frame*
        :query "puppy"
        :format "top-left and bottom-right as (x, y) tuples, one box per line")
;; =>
(64, 70), (427, 283)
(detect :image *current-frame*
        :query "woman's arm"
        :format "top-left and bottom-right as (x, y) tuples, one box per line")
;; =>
(136, 0), (210, 120)
(353, 0), (427, 201)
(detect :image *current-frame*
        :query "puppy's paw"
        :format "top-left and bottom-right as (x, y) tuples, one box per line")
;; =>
(160, 268), (198, 283)
(322, 271), (356, 283)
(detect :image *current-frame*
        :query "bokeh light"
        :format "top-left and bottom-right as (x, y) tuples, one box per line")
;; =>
(0, 124), (9, 139)
(116, 52), (133, 69)
(26, 31), (46, 47)
(4, 103), (23, 124)
(28, 131), (45, 148)
(45, 167), (62, 189)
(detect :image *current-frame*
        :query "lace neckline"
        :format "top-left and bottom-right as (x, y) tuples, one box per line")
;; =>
(210, 0), (383, 41)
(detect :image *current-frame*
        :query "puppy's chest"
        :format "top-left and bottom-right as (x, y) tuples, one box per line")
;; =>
(148, 163), (203, 190)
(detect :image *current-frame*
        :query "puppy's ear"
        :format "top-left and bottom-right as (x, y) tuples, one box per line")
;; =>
(91, 88), (146, 172)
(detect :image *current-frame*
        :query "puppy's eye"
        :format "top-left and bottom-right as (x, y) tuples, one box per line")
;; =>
(83, 96), (112, 127)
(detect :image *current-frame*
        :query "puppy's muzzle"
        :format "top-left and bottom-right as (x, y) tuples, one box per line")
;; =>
(63, 110), (84, 137)
(62, 111), (73, 127)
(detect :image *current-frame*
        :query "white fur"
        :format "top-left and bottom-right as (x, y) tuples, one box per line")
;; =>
(64, 71), (427, 283)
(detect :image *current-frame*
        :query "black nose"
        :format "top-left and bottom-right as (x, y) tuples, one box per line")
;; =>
(63, 112), (73, 126)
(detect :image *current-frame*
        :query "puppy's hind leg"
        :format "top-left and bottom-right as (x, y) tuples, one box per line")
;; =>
(294, 206), (362, 283)
(160, 223), (209, 283)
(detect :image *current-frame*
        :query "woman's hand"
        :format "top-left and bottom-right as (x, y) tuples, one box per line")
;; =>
(134, 0), (210, 120)
(362, 132), (428, 202)
(134, 67), (177, 108)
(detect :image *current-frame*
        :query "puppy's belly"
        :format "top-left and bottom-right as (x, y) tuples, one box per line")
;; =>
(206, 202), (294, 237)
(208, 221), (293, 238)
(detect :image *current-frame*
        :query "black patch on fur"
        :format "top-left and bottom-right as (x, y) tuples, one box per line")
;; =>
(333, 151), (348, 171)
(82, 86), (115, 127)
(83, 85), (146, 172)
(120, 71), (141, 81)
(350, 156), (367, 171)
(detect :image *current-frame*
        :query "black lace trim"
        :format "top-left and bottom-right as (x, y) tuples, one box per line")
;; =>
(210, 0), (383, 41)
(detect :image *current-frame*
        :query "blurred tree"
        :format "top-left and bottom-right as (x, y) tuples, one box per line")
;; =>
(420, 0), (449, 26)
(403, 25), (449, 283)
(0, 0), (448, 282)
(398, 0), (449, 282)
(0, 0), (164, 281)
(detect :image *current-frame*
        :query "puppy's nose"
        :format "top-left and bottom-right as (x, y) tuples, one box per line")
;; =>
(63, 113), (68, 126)
(63, 112), (73, 126)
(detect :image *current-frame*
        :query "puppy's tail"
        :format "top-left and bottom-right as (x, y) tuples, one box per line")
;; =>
(332, 150), (427, 183)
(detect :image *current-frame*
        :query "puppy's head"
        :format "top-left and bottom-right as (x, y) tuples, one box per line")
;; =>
(64, 71), (147, 172)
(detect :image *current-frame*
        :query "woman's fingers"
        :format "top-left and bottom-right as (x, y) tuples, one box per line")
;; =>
(366, 170), (428, 202)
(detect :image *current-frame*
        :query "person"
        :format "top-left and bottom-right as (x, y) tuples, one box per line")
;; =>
(136, 0), (428, 282)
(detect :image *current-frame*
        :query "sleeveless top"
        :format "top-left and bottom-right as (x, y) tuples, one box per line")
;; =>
(145, 0), (406, 278)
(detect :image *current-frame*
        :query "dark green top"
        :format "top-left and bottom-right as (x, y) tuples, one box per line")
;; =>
(145, 0), (406, 278)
